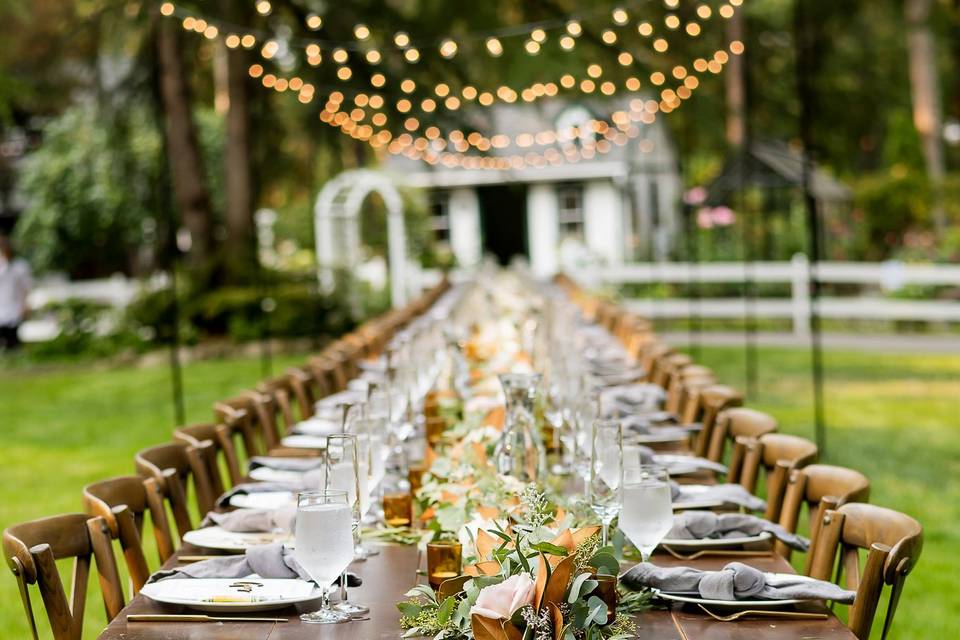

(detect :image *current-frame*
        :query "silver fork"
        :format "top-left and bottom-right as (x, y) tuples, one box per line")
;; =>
(697, 604), (828, 622)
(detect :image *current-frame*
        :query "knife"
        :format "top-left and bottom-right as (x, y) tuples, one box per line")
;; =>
(128, 614), (288, 623)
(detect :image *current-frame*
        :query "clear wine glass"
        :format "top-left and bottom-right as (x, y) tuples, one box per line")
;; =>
(325, 434), (371, 615)
(589, 419), (623, 546)
(294, 490), (353, 624)
(619, 465), (673, 562)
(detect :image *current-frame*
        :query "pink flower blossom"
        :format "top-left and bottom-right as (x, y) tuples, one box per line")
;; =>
(470, 573), (536, 620)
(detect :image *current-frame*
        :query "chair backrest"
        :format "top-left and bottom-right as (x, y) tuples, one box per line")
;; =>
(286, 366), (326, 420)
(733, 433), (818, 521)
(309, 353), (349, 394)
(691, 385), (743, 458)
(640, 343), (673, 383)
(134, 441), (205, 539)
(664, 366), (715, 416)
(652, 352), (693, 389)
(3, 513), (124, 640)
(807, 503), (922, 640)
(776, 464), (870, 564)
(217, 390), (285, 453)
(708, 407), (777, 465)
(173, 422), (235, 494)
(82, 475), (176, 591)
(256, 375), (299, 433)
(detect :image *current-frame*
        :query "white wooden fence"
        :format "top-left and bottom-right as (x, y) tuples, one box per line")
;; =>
(590, 254), (960, 337)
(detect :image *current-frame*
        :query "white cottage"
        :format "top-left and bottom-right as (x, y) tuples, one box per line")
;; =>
(387, 98), (682, 277)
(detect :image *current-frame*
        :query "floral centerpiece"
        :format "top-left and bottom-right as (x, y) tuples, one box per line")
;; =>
(398, 489), (649, 640)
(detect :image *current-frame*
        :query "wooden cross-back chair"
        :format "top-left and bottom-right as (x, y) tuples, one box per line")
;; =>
(640, 342), (674, 384)
(173, 422), (239, 495)
(82, 475), (176, 592)
(308, 354), (349, 395)
(731, 433), (818, 521)
(3, 513), (124, 640)
(807, 503), (922, 640)
(256, 374), (299, 432)
(776, 464), (870, 564)
(708, 407), (778, 465)
(652, 352), (693, 389)
(283, 366), (326, 421)
(689, 384), (743, 458)
(216, 390), (285, 453)
(664, 365), (715, 416)
(134, 441), (208, 539)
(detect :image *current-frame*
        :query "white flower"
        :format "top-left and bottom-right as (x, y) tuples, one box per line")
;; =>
(470, 574), (536, 620)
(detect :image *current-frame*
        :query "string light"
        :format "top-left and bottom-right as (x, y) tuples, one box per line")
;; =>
(566, 20), (582, 36)
(394, 32), (410, 47)
(485, 37), (503, 56)
(306, 14), (322, 30)
(439, 39), (458, 58)
(255, 0), (271, 16)
(612, 8), (629, 25)
(559, 35), (575, 50)
(161, 1), (742, 170)
(354, 24), (370, 40)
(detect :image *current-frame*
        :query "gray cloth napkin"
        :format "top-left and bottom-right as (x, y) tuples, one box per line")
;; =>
(216, 470), (323, 507)
(621, 562), (855, 603)
(148, 542), (361, 587)
(668, 512), (809, 551)
(248, 456), (324, 472)
(202, 506), (297, 533)
(670, 481), (767, 512)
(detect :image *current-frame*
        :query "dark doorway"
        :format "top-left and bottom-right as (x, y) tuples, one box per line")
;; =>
(477, 184), (527, 265)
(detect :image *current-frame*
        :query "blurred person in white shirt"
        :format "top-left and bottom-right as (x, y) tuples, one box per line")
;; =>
(0, 233), (32, 350)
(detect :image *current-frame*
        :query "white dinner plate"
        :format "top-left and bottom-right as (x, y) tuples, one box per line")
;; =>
(141, 578), (320, 612)
(653, 573), (824, 608)
(293, 417), (341, 437)
(671, 484), (723, 511)
(229, 491), (297, 510)
(182, 526), (292, 552)
(280, 434), (328, 449)
(248, 466), (306, 483)
(653, 454), (727, 477)
(659, 531), (773, 549)
(631, 432), (692, 445)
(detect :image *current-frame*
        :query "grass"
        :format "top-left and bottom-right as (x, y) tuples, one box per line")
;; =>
(1, 345), (957, 638)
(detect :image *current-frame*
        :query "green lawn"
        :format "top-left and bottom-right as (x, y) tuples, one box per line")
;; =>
(1, 346), (957, 638)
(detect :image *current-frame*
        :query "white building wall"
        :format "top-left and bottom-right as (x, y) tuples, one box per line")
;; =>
(526, 183), (560, 277)
(583, 179), (624, 265)
(448, 187), (482, 268)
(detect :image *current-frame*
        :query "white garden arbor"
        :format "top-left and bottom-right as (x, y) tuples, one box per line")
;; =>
(314, 169), (408, 307)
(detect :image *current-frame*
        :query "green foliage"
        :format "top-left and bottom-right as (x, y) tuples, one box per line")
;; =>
(25, 299), (143, 360)
(14, 102), (162, 276)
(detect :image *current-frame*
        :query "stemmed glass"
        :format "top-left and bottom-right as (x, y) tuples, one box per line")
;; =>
(293, 490), (354, 624)
(620, 465), (673, 562)
(324, 434), (370, 616)
(589, 419), (623, 546)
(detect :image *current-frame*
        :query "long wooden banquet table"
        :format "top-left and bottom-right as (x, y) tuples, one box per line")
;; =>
(99, 542), (856, 639)
(98, 273), (858, 640)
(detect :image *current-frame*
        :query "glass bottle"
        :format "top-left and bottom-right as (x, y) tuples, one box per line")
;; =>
(494, 373), (546, 483)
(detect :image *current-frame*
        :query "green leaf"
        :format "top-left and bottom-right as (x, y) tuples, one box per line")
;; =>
(436, 595), (456, 625)
(397, 601), (423, 617)
(404, 584), (439, 603)
(588, 551), (620, 576)
(490, 528), (513, 543)
(584, 595), (608, 627)
(530, 541), (569, 556)
(567, 572), (598, 603)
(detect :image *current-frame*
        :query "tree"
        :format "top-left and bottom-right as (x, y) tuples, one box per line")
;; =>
(904, 0), (947, 236)
(155, 16), (217, 277)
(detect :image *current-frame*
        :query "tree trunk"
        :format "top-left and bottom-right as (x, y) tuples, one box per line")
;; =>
(904, 0), (947, 236)
(222, 38), (254, 282)
(724, 8), (747, 148)
(156, 18), (215, 274)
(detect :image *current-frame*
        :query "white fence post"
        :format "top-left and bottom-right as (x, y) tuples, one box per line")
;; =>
(791, 253), (811, 338)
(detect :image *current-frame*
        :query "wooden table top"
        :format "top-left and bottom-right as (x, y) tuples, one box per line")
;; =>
(97, 540), (858, 640)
